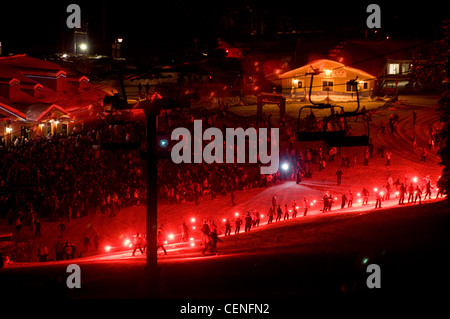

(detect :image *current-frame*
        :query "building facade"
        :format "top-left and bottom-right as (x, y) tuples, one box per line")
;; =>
(279, 59), (376, 101)
(0, 54), (109, 145)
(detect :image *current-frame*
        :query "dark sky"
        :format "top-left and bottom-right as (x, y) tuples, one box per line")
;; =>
(0, 0), (448, 58)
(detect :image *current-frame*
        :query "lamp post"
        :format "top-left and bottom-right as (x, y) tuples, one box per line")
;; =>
(114, 38), (123, 59)
(139, 97), (164, 297)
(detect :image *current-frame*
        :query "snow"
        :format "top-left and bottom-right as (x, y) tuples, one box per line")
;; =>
(1, 95), (445, 265)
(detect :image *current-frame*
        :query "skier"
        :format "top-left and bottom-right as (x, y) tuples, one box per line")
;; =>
(408, 184), (415, 203)
(267, 206), (274, 224)
(362, 188), (369, 205)
(398, 184), (405, 205)
(347, 191), (353, 207)
(224, 219), (232, 236)
(181, 222), (190, 242)
(414, 186), (422, 204)
(375, 192), (382, 209)
(244, 212), (252, 232)
(424, 180), (433, 200)
(276, 205), (282, 222)
(132, 232), (144, 256)
(302, 198), (308, 216)
(234, 217), (242, 234)
(284, 204), (290, 220)
(157, 230), (167, 255)
(292, 204), (298, 218)
(341, 193), (347, 209)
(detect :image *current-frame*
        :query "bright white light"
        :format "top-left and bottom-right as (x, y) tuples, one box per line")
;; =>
(190, 217), (196, 223)
(413, 177), (418, 183)
(117, 38), (123, 43)
(104, 245), (111, 252)
(79, 43), (88, 51)
(281, 162), (289, 171)
(168, 234), (174, 240)
(234, 212), (239, 217)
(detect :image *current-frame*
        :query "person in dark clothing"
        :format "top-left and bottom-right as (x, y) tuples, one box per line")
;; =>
(341, 193), (347, 209)
(55, 240), (64, 261)
(336, 168), (343, 185)
(276, 205), (282, 222)
(132, 232), (144, 256)
(235, 217), (242, 234)
(34, 219), (41, 237)
(224, 219), (232, 236)
(244, 212), (252, 232)
(414, 186), (422, 204)
(424, 180), (433, 200)
(157, 230), (167, 255)
(347, 191), (353, 207)
(398, 183), (406, 205)
(283, 205), (289, 220)
(303, 198), (308, 216)
(407, 184), (415, 203)
(230, 189), (236, 206)
(362, 188), (369, 205)
(375, 192), (382, 209)
(83, 235), (91, 252)
(267, 207), (274, 224)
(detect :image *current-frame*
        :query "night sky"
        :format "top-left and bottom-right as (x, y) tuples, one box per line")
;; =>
(0, 1), (448, 58)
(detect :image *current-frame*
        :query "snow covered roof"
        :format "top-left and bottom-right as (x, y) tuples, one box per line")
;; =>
(280, 59), (376, 81)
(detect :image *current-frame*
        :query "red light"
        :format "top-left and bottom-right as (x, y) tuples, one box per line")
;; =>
(123, 239), (130, 247)
(357, 193), (361, 197)
(168, 234), (174, 240)
(235, 212), (239, 217)
(190, 217), (196, 223)
(222, 218), (226, 222)
(413, 177), (418, 183)
(374, 188), (378, 192)
(104, 245), (111, 252)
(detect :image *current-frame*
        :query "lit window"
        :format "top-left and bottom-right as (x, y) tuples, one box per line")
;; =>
(401, 63), (410, 74)
(322, 81), (333, 91)
(388, 63), (400, 75)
